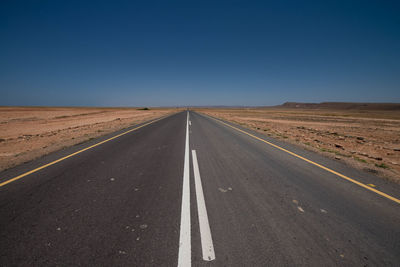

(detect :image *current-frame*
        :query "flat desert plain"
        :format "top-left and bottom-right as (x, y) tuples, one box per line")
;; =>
(0, 107), (177, 172)
(197, 105), (400, 183)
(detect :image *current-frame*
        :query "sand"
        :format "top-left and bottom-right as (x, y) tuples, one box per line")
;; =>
(0, 107), (177, 171)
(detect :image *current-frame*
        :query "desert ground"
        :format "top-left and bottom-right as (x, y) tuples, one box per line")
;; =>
(196, 104), (400, 183)
(0, 107), (177, 172)
(2, 105), (400, 183)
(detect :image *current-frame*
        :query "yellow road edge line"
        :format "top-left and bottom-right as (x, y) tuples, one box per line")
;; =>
(200, 112), (400, 205)
(0, 113), (175, 188)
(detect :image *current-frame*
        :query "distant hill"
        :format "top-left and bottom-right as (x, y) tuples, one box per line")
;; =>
(278, 102), (400, 110)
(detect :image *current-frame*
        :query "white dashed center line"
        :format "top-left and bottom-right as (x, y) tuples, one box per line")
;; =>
(192, 150), (216, 261)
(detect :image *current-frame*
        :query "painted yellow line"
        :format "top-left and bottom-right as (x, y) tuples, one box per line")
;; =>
(201, 113), (400, 205)
(0, 113), (174, 188)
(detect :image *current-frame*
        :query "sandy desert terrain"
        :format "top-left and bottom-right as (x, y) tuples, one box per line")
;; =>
(0, 107), (177, 172)
(197, 105), (400, 183)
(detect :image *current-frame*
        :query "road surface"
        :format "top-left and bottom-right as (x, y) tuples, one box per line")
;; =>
(1, 111), (399, 266)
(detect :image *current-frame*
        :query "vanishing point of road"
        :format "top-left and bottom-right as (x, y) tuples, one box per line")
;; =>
(1, 111), (399, 266)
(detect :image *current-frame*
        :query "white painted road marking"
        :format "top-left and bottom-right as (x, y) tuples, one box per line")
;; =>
(192, 150), (216, 261)
(178, 112), (191, 267)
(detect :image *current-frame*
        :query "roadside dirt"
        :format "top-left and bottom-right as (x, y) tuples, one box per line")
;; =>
(196, 108), (400, 184)
(0, 107), (177, 172)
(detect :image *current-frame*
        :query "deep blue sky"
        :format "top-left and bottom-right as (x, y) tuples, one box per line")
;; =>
(1, 0), (399, 106)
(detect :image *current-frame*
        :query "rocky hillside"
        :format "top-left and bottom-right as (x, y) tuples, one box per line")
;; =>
(279, 102), (400, 110)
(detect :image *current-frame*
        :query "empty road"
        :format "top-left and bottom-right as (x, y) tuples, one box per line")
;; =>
(1, 111), (399, 266)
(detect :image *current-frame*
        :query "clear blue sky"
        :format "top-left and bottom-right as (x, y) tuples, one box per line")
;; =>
(1, 0), (399, 106)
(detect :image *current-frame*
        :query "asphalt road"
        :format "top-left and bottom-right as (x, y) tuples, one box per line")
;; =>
(1, 111), (399, 266)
